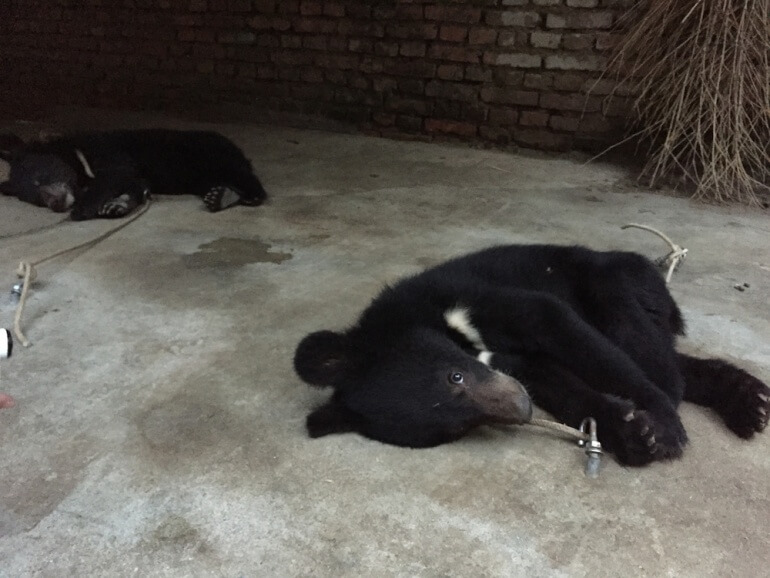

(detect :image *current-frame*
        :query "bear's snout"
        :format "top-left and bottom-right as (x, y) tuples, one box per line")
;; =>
(39, 183), (75, 212)
(466, 372), (533, 425)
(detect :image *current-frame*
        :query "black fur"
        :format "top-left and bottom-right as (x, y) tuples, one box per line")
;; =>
(0, 129), (267, 220)
(294, 244), (770, 466)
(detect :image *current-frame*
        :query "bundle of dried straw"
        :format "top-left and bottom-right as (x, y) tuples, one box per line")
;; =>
(611, 0), (769, 205)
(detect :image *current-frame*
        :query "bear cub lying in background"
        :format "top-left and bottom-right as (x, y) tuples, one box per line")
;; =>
(0, 129), (267, 220)
(295, 244), (769, 466)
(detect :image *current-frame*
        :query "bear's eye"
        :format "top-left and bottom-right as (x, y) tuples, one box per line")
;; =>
(448, 372), (464, 385)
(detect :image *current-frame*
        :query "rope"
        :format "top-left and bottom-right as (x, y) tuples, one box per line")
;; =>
(12, 199), (152, 347)
(526, 418), (589, 442)
(621, 223), (688, 283)
(0, 215), (71, 241)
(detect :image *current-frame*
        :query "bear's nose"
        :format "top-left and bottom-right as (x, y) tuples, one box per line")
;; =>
(40, 183), (74, 212)
(467, 372), (533, 424)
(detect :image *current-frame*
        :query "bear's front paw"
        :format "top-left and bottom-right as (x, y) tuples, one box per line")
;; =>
(607, 404), (659, 466)
(203, 186), (241, 212)
(98, 194), (132, 218)
(602, 399), (685, 466)
(721, 372), (770, 439)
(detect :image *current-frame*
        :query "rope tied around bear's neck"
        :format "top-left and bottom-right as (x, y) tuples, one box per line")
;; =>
(12, 199), (152, 347)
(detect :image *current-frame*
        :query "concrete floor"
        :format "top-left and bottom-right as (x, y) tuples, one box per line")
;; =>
(1, 109), (769, 577)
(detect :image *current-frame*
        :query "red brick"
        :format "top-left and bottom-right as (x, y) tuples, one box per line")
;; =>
(429, 44), (481, 63)
(373, 112), (396, 126)
(299, 1), (322, 16)
(440, 25), (467, 43)
(387, 22), (438, 40)
(530, 31), (561, 49)
(581, 78), (617, 95)
(577, 113), (613, 132)
(253, 0), (276, 13)
(395, 115), (424, 133)
(277, 0), (299, 13)
(486, 52), (542, 68)
(464, 66), (492, 83)
(360, 56), (384, 74)
(520, 111), (550, 126)
(294, 18), (338, 34)
(323, 2), (345, 17)
(374, 41), (399, 57)
(347, 5), (371, 19)
(493, 69), (525, 87)
(479, 126), (512, 145)
(468, 27), (497, 45)
(373, 77), (398, 92)
(178, 29), (196, 42)
(430, 100), (460, 121)
(302, 35), (327, 50)
(338, 20), (385, 37)
(425, 80), (478, 102)
(196, 59), (214, 73)
(488, 106), (519, 126)
(349, 38), (373, 53)
(398, 79), (425, 95)
(386, 96), (433, 115)
(425, 5), (481, 24)
(545, 54), (606, 71)
(563, 33), (595, 51)
(540, 93), (601, 112)
(372, 5), (396, 20)
(498, 30), (527, 47)
(328, 37), (347, 51)
(523, 72), (553, 89)
(400, 41), (426, 57)
(237, 62), (257, 78)
(553, 73), (588, 91)
(396, 5), (423, 20)
(546, 12), (613, 29)
(603, 96), (634, 117)
(549, 115), (580, 131)
(215, 61), (235, 76)
(596, 33), (622, 51)
(425, 118), (477, 137)
(514, 128), (571, 151)
(281, 35), (302, 48)
(437, 64), (464, 81)
(481, 87), (538, 106)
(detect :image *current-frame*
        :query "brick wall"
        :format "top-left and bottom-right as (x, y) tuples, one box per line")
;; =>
(0, 0), (637, 152)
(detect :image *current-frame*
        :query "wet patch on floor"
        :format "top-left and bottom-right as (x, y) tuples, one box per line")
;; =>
(183, 237), (292, 269)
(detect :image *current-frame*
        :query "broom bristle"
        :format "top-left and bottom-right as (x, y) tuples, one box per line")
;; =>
(610, 0), (769, 206)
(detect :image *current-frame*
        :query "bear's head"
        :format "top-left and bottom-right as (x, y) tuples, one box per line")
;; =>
(0, 150), (79, 212)
(294, 327), (532, 447)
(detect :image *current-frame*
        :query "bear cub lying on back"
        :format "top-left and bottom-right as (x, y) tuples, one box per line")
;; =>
(295, 244), (770, 466)
(0, 129), (267, 220)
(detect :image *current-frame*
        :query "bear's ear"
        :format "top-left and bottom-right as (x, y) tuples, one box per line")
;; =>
(0, 133), (25, 162)
(307, 399), (360, 438)
(294, 330), (357, 388)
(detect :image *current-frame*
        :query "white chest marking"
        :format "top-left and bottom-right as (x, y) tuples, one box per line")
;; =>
(476, 350), (493, 366)
(444, 306), (488, 352)
(75, 149), (95, 178)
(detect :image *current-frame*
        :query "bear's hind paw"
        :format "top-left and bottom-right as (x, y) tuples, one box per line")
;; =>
(721, 373), (770, 439)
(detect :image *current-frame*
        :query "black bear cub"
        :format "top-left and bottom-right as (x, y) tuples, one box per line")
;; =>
(0, 129), (267, 220)
(295, 244), (770, 466)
